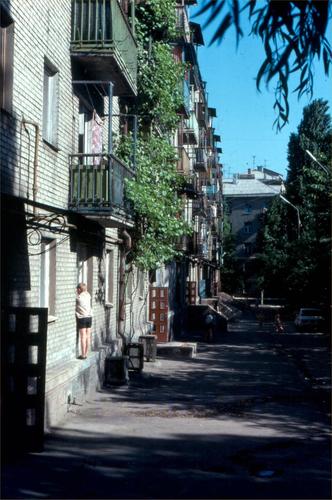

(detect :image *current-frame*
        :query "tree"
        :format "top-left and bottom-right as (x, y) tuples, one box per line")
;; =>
(256, 199), (290, 297)
(194, 0), (332, 130)
(116, 0), (191, 270)
(220, 208), (243, 293)
(257, 98), (331, 307)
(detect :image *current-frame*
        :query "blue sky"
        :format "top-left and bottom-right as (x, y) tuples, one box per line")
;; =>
(189, 3), (332, 179)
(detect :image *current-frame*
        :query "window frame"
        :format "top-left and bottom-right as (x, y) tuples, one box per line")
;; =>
(0, 7), (14, 114)
(244, 203), (252, 214)
(43, 59), (59, 149)
(77, 244), (93, 293)
(104, 250), (114, 306)
(39, 238), (56, 319)
(244, 221), (253, 234)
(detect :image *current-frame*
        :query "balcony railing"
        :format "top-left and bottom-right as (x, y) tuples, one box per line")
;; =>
(194, 147), (208, 172)
(183, 112), (199, 145)
(196, 102), (209, 128)
(176, 146), (190, 175)
(71, 0), (137, 94)
(182, 79), (191, 117)
(69, 153), (134, 215)
(175, 6), (191, 41)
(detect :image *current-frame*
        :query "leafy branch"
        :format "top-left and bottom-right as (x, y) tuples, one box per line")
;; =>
(194, 0), (332, 130)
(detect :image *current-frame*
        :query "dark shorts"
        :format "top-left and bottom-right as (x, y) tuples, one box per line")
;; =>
(77, 317), (92, 329)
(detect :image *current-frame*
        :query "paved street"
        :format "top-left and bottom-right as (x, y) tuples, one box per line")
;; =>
(2, 316), (331, 499)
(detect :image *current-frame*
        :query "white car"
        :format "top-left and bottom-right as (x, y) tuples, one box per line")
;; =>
(294, 308), (324, 331)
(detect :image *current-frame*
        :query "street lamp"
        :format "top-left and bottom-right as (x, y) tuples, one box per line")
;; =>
(305, 150), (329, 175)
(279, 194), (301, 236)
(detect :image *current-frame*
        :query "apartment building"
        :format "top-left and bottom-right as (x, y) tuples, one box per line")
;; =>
(174, 0), (223, 304)
(223, 167), (284, 294)
(1, 0), (152, 450)
(1, 0), (223, 452)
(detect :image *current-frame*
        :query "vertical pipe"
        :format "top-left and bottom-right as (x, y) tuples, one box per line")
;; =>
(108, 81), (113, 155)
(108, 81), (114, 206)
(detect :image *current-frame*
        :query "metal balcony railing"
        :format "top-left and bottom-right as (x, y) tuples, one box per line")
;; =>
(175, 6), (191, 41)
(183, 111), (199, 145)
(194, 147), (208, 171)
(69, 153), (134, 214)
(71, 0), (137, 91)
(176, 146), (191, 175)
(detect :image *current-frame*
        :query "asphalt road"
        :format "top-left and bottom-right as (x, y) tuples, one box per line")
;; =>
(2, 316), (331, 499)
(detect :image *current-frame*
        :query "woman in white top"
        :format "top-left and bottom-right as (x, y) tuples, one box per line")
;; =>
(76, 283), (93, 359)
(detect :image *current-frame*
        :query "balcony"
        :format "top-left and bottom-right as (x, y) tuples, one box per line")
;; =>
(69, 153), (134, 227)
(176, 146), (190, 175)
(194, 147), (208, 172)
(183, 112), (199, 145)
(178, 79), (191, 118)
(192, 196), (207, 217)
(71, 0), (137, 96)
(196, 101), (209, 128)
(175, 6), (191, 43)
(178, 175), (199, 199)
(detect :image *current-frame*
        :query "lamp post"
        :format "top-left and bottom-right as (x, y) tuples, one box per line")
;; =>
(279, 194), (301, 237)
(305, 150), (329, 175)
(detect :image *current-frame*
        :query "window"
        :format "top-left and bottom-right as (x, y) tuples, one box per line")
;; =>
(244, 222), (252, 234)
(138, 270), (145, 298)
(77, 245), (93, 293)
(105, 250), (114, 305)
(244, 203), (252, 214)
(0, 8), (14, 113)
(244, 242), (252, 256)
(39, 239), (56, 317)
(43, 60), (59, 147)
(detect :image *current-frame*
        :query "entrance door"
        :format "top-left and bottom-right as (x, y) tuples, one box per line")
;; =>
(149, 287), (169, 342)
(2, 307), (48, 456)
(186, 281), (197, 305)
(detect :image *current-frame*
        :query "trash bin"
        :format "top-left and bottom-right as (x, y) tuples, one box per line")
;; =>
(104, 355), (129, 386)
(139, 334), (157, 362)
(125, 343), (144, 371)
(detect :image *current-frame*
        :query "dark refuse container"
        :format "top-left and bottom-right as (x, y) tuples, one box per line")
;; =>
(104, 355), (129, 386)
(125, 343), (144, 371)
(139, 334), (157, 362)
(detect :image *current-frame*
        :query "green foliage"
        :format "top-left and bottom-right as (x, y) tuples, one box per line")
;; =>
(220, 208), (243, 294)
(135, 0), (177, 42)
(257, 99), (331, 307)
(138, 42), (184, 130)
(125, 135), (192, 270)
(117, 0), (189, 270)
(194, 1), (332, 130)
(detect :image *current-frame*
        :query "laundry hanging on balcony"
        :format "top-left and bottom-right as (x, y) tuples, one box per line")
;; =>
(92, 111), (103, 165)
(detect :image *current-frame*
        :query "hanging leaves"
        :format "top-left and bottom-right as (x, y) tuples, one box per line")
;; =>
(193, 0), (332, 130)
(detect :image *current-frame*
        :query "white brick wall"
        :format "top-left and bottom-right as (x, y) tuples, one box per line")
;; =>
(1, 0), (150, 427)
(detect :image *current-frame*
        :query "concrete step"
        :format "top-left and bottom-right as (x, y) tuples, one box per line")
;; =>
(156, 342), (197, 359)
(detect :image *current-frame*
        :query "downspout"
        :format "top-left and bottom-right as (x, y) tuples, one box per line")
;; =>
(23, 120), (40, 216)
(118, 229), (132, 351)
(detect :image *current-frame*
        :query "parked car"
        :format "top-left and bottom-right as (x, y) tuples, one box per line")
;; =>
(294, 308), (325, 331)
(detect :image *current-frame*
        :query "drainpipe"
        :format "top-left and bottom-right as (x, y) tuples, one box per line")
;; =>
(118, 229), (132, 351)
(23, 120), (40, 215)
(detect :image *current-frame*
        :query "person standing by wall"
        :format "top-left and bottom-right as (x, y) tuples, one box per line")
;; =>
(76, 283), (93, 359)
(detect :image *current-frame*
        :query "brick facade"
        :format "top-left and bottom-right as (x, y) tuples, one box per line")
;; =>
(1, 0), (149, 428)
